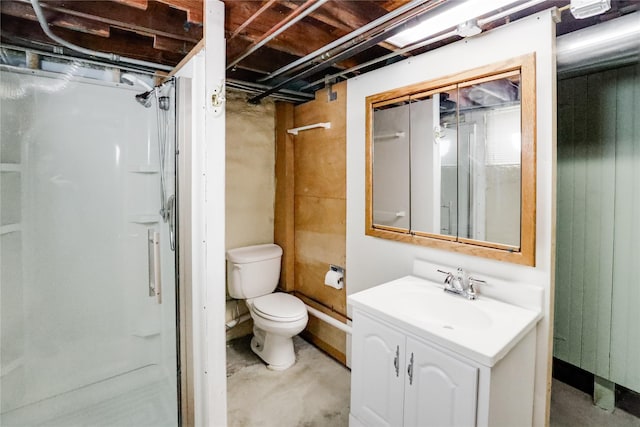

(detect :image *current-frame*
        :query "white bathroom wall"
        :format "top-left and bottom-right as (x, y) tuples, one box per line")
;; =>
(204, 2), (227, 421)
(346, 10), (556, 427)
(173, 1), (227, 425)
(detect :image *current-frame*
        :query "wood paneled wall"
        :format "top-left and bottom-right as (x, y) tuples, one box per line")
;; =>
(554, 63), (640, 393)
(275, 82), (348, 363)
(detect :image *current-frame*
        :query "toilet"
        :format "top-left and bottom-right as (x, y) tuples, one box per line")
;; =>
(226, 243), (308, 370)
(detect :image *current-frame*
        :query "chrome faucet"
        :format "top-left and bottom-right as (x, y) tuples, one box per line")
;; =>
(437, 267), (485, 300)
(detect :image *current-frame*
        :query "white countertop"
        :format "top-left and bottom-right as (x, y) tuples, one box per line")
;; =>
(348, 275), (543, 367)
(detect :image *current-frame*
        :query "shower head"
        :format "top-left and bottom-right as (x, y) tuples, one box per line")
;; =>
(135, 90), (154, 108)
(121, 73), (153, 91)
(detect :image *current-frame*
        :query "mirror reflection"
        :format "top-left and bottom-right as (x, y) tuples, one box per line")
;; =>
(372, 99), (411, 231)
(372, 72), (522, 249)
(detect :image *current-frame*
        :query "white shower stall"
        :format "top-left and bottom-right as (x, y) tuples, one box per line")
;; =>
(0, 65), (179, 426)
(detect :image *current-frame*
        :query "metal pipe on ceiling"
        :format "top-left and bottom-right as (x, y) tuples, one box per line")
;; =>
(556, 12), (640, 75)
(476, 0), (548, 26)
(29, 0), (173, 71)
(256, 0), (433, 83)
(301, 29), (458, 90)
(248, 0), (451, 103)
(302, 0), (550, 91)
(227, 78), (314, 100)
(226, 0), (330, 70)
(294, 4), (639, 98)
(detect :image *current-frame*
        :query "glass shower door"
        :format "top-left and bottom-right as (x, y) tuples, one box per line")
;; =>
(0, 66), (179, 426)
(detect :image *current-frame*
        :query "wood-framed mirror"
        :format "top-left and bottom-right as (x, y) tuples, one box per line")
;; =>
(365, 53), (536, 266)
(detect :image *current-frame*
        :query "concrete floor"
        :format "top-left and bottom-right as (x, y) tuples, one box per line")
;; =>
(550, 379), (640, 427)
(227, 335), (640, 427)
(227, 335), (351, 427)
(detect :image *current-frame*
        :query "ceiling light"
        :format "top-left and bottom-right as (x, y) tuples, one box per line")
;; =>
(570, 0), (611, 19)
(386, 0), (521, 48)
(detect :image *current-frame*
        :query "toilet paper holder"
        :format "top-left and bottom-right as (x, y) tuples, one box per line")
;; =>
(325, 264), (345, 290)
(329, 264), (344, 275)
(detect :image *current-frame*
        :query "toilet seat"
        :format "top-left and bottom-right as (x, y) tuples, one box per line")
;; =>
(251, 293), (307, 322)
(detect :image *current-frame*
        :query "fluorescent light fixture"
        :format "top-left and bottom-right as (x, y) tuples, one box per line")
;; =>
(570, 0), (611, 19)
(386, 0), (522, 48)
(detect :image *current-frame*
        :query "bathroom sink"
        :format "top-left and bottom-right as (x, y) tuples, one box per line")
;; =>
(398, 289), (493, 330)
(348, 275), (542, 366)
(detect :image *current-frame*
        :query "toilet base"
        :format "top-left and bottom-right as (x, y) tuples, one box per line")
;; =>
(250, 327), (296, 371)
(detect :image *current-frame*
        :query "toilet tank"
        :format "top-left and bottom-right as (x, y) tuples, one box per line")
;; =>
(226, 244), (283, 299)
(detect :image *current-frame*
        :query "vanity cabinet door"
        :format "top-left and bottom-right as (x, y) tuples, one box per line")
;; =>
(404, 337), (478, 427)
(351, 311), (406, 427)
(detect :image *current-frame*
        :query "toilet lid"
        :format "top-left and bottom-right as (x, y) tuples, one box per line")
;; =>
(252, 293), (307, 321)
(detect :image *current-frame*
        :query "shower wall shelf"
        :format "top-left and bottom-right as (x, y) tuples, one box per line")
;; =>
(132, 328), (161, 338)
(128, 215), (160, 224)
(1, 163), (22, 172)
(1, 224), (22, 235)
(129, 166), (159, 174)
(374, 131), (405, 141)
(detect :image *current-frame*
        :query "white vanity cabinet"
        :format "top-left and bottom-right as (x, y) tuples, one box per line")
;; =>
(351, 311), (477, 427)
(348, 276), (542, 427)
(350, 312), (405, 427)
(404, 336), (478, 426)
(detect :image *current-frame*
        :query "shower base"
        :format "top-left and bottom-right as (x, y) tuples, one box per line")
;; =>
(0, 365), (176, 426)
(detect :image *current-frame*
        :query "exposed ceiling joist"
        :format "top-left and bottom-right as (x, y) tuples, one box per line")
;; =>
(1, 1), (112, 38)
(0, 0), (638, 104)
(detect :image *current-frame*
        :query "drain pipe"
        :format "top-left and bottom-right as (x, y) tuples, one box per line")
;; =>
(30, 0), (173, 72)
(226, 313), (252, 329)
(305, 304), (352, 335)
(556, 12), (640, 75)
(224, 304), (352, 334)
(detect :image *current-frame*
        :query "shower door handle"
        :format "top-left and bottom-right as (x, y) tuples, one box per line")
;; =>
(148, 229), (162, 304)
(167, 194), (176, 251)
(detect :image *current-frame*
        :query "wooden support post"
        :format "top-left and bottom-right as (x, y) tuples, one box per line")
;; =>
(274, 102), (295, 292)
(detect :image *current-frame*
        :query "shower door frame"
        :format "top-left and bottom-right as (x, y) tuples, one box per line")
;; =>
(176, 76), (195, 427)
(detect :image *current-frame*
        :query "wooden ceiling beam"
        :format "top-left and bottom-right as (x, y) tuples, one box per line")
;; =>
(228, 33), (361, 73)
(23, 0), (202, 42)
(313, 1), (381, 30)
(379, 0), (415, 11)
(153, 34), (195, 54)
(278, 0), (401, 57)
(156, 0), (203, 24)
(227, 43), (348, 82)
(112, 0), (148, 10)
(1, 1), (111, 37)
(279, 1), (352, 32)
(228, 0), (321, 66)
(228, 0), (277, 41)
(225, 2), (347, 62)
(1, 16), (184, 65)
(329, 1), (393, 25)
